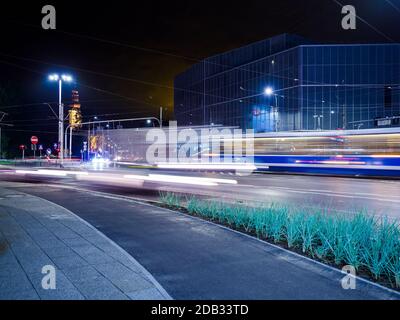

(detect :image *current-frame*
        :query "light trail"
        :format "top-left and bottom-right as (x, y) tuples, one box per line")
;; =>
(156, 163), (257, 171)
(123, 174), (219, 186)
(15, 169), (89, 177)
(149, 174), (237, 185)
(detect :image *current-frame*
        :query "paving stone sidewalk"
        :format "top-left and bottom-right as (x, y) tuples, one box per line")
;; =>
(0, 186), (171, 300)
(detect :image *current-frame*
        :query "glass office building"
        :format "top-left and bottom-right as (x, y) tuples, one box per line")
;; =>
(174, 34), (400, 132)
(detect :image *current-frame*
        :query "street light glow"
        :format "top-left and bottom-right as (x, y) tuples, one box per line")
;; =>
(48, 74), (73, 82)
(264, 87), (274, 96)
(61, 74), (73, 82)
(48, 74), (59, 81)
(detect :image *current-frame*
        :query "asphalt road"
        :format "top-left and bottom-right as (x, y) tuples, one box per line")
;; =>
(2, 167), (400, 220)
(3, 182), (399, 299)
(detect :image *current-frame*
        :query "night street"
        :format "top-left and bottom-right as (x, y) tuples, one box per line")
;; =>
(1, 0), (400, 315)
(1, 180), (398, 300)
(2, 168), (400, 219)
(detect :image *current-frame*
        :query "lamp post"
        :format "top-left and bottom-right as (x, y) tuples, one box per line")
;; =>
(264, 87), (279, 132)
(313, 114), (324, 130)
(329, 110), (335, 130)
(48, 74), (73, 165)
(0, 112), (13, 159)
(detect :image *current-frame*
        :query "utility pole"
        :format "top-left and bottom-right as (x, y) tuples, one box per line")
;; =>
(0, 112), (11, 159)
(69, 127), (73, 159)
(342, 105), (347, 130)
(313, 114), (324, 130)
(0, 112), (5, 158)
(274, 95), (279, 132)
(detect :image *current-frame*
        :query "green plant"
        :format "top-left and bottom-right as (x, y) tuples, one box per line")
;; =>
(269, 205), (288, 243)
(159, 192), (181, 207)
(159, 193), (400, 288)
(388, 254), (400, 288)
(284, 212), (302, 249)
(361, 218), (399, 280)
(298, 212), (319, 254)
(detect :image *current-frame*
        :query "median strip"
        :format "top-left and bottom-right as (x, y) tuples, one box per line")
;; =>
(159, 192), (400, 291)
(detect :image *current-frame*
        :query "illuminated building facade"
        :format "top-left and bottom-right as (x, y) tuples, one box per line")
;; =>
(174, 34), (400, 132)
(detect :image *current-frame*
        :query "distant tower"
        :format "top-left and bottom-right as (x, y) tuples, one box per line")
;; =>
(69, 90), (82, 128)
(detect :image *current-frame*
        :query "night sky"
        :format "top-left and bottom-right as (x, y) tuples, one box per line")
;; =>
(1, 0), (400, 155)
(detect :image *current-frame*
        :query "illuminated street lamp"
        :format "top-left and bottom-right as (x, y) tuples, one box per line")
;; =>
(48, 73), (73, 165)
(264, 87), (274, 96)
(313, 114), (324, 130)
(264, 87), (279, 132)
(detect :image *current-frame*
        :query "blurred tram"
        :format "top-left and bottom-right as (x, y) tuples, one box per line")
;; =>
(251, 127), (400, 177)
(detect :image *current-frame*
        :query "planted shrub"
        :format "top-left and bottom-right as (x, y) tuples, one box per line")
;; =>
(269, 205), (288, 243)
(159, 192), (400, 289)
(361, 218), (399, 280)
(298, 213), (319, 254)
(388, 254), (400, 288)
(284, 212), (302, 249)
(159, 192), (181, 207)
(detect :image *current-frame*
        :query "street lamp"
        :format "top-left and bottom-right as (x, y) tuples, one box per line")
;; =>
(264, 87), (274, 96)
(48, 73), (73, 165)
(264, 87), (279, 132)
(313, 114), (324, 130)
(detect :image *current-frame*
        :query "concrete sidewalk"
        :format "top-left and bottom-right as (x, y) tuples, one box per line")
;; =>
(0, 186), (170, 300)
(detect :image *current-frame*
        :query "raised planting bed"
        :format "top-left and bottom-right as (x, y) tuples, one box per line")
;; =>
(158, 192), (400, 290)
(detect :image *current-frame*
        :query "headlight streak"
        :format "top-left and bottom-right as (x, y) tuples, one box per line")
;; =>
(15, 170), (67, 177)
(123, 174), (219, 186)
(149, 174), (237, 185)
(156, 163), (257, 171)
(37, 170), (89, 176)
(13, 169), (237, 187)
(15, 169), (89, 177)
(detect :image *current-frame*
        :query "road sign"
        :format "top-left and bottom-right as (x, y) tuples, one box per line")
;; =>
(19, 145), (25, 160)
(31, 144), (37, 158)
(46, 148), (52, 155)
(31, 136), (38, 145)
(38, 145), (43, 151)
(53, 143), (58, 149)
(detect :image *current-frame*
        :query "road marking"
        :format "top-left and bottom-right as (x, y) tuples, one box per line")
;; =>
(264, 186), (400, 203)
(269, 186), (400, 199)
